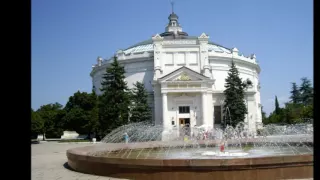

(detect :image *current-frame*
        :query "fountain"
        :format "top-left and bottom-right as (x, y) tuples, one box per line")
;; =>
(67, 121), (313, 180)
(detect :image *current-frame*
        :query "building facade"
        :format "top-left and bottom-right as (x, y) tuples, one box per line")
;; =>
(90, 11), (262, 137)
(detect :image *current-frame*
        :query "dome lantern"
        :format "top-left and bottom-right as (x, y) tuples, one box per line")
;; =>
(161, 1), (188, 38)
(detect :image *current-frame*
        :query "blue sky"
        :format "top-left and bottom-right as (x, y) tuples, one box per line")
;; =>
(32, 0), (313, 115)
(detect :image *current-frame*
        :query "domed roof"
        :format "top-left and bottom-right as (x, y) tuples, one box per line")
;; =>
(168, 12), (178, 20)
(120, 9), (232, 56)
(122, 37), (232, 55)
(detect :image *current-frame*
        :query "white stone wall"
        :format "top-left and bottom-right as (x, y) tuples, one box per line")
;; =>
(91, 36), (262, 132)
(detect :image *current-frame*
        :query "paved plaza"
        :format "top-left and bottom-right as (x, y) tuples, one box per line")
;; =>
(31, 142), (126, 180)
(32, 142), (312, 180)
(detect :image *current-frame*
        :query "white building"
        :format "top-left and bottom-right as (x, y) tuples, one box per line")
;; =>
(90, 10), (262, 137)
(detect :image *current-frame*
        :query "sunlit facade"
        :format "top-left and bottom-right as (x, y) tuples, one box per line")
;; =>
(90, 11), (262, 136)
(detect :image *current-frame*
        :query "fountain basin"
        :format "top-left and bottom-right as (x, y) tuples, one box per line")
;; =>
(67, 140), (313, 180)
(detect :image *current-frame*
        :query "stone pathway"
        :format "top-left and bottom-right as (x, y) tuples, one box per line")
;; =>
(32, 142), (126, 180)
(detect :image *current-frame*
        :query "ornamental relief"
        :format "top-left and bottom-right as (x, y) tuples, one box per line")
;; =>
(175, 73), (192, 81)
(163, 40), (197, 45)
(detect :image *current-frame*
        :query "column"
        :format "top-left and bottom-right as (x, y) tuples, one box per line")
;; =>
(202, 92), (207, 125)
(154, 85), (162, 125)
(162, 93), (168, 129)
(207, 92), (213, 127)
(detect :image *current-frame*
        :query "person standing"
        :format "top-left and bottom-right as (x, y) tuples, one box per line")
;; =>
(124, 133), (129, 144)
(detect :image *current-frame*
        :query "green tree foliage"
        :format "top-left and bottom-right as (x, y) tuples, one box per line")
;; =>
(36, 103), (65, 138)
(31, 108), (44, 135)
(275, 96), (280, 115)
(63, 91), (98, 135)
(130, 81), (152, 123)
(88, 91), (99, 135)
(261, 106), (268, 124)
(223, 60), (247, 127)
(266, 77), (313, 124)
(283, 103), (304, 124)
(99, 56), (130, 136)
(301, 105), (313, 119)
(290, 82), (300, 104)
(268, 108), (285, 124)
(299, 77), (313, 106)
(265, 96), (286, 124)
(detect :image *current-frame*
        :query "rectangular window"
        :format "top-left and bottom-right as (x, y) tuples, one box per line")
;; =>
(179, 106), (190, 114)
(165, 53), (174, 65)
(175, 52), (185, 65)
(188, 52), (198, 64)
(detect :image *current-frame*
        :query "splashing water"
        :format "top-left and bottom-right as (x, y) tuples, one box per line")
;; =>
(90, 120), (313, 159)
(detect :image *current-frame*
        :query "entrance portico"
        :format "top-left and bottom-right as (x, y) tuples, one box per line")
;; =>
(153, 66), (215, 140)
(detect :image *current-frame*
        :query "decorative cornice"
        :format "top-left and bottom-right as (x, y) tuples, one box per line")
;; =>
(162, 40), (197, 45)
(90, 57), (154, 77)
(208, 57), (260, 73)
(198, 33), (209, 40)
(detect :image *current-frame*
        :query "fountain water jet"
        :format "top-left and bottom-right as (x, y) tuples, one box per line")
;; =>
(67, 120), (313, 180)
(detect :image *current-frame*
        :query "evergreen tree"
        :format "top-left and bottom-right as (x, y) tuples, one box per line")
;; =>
(130, 81), (152, 123)
(261, 106), (268, 124)
(223, 60), (247, 127)
(299, 77), (313, 106)
(98, 56), (130, 135)
(89, 90), (99, 137)
(275, 96), (280, 115)
(290, 82), (301, 104)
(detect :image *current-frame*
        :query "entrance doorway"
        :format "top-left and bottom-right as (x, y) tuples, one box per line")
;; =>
(179, 118), (190, 137)
(214, 106), (222, 124)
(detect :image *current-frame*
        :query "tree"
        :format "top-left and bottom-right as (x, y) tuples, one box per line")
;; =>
(65, 91), (96, 112)
(31, 108), (44, 137)
(130, 81), (152, 123)
(36, 103), (65, 138)
(268, 112), (280, 124)
(63, 91), (98, 137)
(223, 60), (247, 127)
(99, 56), (130, 136)
(290, 82), (300, 104)
(275, 96), (280, 115)
(299, 77), (313, 106)
(301, 105), (313, 120)
(88, 91), (99, 137)
(261, 106), (268, 124)
(283, 103), (304, 124)
(267, 96), (285, 124)
(63, 107), (88, 134)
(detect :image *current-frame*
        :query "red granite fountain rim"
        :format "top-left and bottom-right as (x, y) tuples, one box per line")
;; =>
(66, 140), (313, 167)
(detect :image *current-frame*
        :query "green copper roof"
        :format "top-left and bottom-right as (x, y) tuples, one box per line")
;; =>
(122, 36), (232, 55)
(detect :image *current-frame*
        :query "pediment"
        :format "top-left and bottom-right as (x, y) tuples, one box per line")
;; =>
(158, 66), (209, 82)
(168, 72), (201, 81)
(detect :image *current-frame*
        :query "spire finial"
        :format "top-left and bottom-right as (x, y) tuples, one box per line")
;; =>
(171, 0), (175, 13)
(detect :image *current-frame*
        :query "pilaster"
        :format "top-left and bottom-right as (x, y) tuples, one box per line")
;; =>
(152, 34), (164, 80)
(201, 92), (208, 125)
(198, 33), (210, 77)
(207, 92), (213, 127)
